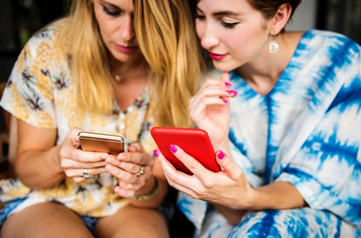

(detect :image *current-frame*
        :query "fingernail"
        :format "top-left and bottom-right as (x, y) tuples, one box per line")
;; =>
(225, 82), (232, 87)
(217, 151), (225, 160)
(169, 144), (177, 153)
(223, 99), (228, 103)
(227, 90), (238, 96)
(153, 149), (159, 157)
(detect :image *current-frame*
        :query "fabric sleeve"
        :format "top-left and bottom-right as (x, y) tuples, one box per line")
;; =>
(0, 31), (56, 129)
(277, 59), (361, 226)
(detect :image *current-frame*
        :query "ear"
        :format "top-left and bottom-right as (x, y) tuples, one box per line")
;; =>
(270, 4), (292, 35)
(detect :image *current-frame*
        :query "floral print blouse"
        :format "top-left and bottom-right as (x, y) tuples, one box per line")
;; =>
(0, 20), (156, 217)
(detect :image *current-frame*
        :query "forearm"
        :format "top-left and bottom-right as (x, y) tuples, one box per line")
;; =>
(215, 181), (305, 224)
(249, 181), (306, 210)
(16, 145), (65, 189)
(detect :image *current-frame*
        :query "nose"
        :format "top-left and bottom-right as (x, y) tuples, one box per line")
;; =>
(198, 22), (220, 50)
(121, 16), (134, 41)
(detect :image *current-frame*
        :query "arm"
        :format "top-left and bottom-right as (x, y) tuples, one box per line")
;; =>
(157, 146), (305, 211)
(16, 119), (108, 189)
(16, 119), (64, 188)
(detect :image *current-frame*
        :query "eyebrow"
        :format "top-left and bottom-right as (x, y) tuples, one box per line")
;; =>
(99, 0), (120, 10)
(197, 7), (244, 17)
(214, 11), (243, 17)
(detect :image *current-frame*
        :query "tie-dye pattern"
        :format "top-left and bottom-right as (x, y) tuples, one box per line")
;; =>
(178, 30), (361, 237)
(0, 20), (156, 220)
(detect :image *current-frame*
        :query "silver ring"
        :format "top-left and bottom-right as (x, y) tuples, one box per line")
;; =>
(135, 166), (145, 177)
(81, 169), (92, 179)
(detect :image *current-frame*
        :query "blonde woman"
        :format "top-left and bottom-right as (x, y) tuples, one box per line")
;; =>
(0, 0), (203, 237)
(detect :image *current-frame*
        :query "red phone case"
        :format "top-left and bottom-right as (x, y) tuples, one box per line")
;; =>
(150, 127), (220, 175)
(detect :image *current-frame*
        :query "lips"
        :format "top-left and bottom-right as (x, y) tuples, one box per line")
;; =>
(209, 52), (227, 60)
(115, 44), (137, 53)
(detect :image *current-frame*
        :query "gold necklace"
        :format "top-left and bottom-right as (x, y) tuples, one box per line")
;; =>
(114, 75), (121, 82)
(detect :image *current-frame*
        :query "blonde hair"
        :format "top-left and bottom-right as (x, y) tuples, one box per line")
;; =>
(65, 0), (204, 127)
(66, 0), (114, 113)
(134, 0), (204, 127)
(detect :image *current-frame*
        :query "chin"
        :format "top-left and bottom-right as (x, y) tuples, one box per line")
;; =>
(212, 61), (238, 72)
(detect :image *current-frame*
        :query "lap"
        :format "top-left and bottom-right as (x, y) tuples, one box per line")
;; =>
(200, 208), (357, 238)
(94, 205), (169, 238)
(1, 201), (93, 238)
(228, 208), (356, 238)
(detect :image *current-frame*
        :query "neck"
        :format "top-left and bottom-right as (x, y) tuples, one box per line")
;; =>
(110, 58), (148, 83)
(235, 32), (302, 95)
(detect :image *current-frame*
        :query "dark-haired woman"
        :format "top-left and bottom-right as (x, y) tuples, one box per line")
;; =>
(156, 0), (361, 237)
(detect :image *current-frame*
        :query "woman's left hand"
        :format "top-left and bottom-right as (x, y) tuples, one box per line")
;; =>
(105, 143), (154, 198)
(156, 145), (255, 210)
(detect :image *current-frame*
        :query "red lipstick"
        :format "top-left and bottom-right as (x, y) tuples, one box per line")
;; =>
(115, 44), (136, 53)
(209, 52), (226, 60)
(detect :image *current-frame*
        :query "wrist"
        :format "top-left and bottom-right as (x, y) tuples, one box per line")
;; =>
(132, 177), (159, 201)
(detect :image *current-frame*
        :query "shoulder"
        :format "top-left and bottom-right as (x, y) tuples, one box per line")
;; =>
(301, 30), (360, 55)
(25, 18), (70, 59)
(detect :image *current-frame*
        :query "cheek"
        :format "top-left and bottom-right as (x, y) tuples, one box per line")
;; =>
(227, 27), (263, 52)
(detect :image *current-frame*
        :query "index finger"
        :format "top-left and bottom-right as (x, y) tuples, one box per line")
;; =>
(61, 146), (107, 163)
(170, 145), (214, 181)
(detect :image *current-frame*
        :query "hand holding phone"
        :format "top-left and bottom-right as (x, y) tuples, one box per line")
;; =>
(78, 131), (125, 155)
(150, 127), (220, 175)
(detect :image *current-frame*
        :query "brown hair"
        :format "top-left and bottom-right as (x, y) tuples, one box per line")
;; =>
(193, 0), (302, 29)
(246, 0), (301, 20)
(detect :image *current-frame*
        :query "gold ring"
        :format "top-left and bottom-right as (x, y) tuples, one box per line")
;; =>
(135, 166), (145, 177)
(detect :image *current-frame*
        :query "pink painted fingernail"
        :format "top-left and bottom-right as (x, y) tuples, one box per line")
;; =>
(225, 82), (232, 87)
(153, 149), (159, 157)
(217, 151), (225, 160)
(227, 90), (238, 96)
(223, 99), (228, 103)
(169, 145), (177, 153)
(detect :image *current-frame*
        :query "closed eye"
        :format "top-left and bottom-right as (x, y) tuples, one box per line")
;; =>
(102, 5), (120, 16)
(221, 21), (239, 29)
(195, 14), (205, 21)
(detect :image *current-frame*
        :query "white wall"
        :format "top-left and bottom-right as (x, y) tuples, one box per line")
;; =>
(286, 0), (318, 31)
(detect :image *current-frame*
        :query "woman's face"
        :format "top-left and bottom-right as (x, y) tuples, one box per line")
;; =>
(93, 0), (140, 63)
(196, 0), (272, 72)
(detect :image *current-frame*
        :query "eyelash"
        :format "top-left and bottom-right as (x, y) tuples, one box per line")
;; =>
(194, 14), (205, 20)
(195, 14), (239, 29)
(102, 5), (120, 16)
(222, 22), (239, 29)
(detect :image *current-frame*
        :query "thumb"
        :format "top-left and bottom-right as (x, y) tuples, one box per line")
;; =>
(216, 150), (243, 181)
(221, 71), (230, 85)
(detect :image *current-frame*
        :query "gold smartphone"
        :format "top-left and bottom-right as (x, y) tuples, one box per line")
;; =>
(78, 131), (125, 155)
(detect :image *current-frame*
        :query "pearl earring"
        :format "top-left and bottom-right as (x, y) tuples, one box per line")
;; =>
(269, 36), (279, 53)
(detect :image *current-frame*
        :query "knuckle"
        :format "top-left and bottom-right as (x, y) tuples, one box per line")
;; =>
(167, 174), (177, 182)
(203, 180), (215, 189)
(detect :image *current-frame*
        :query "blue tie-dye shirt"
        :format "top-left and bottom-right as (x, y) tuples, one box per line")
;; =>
(178, 30), (361, 237)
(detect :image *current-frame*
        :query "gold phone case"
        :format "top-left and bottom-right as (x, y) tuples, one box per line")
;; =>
(78, 132), (125, 154)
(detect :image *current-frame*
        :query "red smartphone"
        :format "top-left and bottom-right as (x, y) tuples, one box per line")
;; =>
(150, 127), (220, 175)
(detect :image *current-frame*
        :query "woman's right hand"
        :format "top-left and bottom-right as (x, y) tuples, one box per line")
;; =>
(189, 72), (237, 147)
(59, 128), (108, 183)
